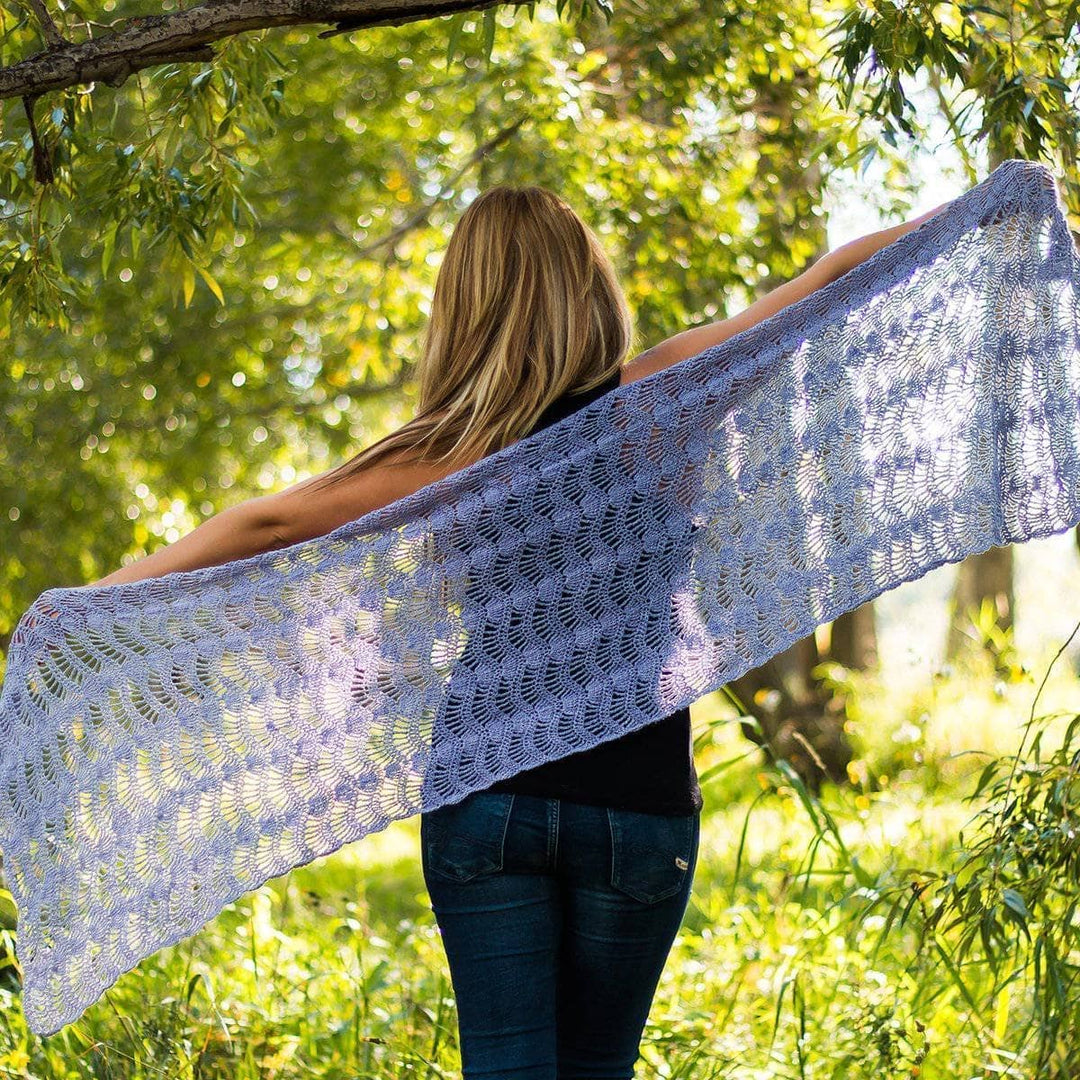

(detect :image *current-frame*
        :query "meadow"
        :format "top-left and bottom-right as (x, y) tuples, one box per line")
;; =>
(2, 532), (1080, 1079)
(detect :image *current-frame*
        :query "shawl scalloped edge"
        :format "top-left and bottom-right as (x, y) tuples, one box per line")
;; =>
(1, 158), (1078, 1035)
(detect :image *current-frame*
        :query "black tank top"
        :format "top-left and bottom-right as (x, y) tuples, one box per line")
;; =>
(481, 367), (704, 815)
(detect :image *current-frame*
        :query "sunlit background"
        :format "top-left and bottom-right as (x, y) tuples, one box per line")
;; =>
(3, 1), (1080, 1074)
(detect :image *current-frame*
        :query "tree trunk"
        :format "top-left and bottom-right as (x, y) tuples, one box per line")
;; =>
(725, 69), (855, 793)
(732, 632), (852, 792)
(944, 135), (1017, 672)
(829, 600), (879, 671)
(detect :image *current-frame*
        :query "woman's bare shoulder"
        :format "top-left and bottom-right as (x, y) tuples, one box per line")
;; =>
(618, 351), (672, 386)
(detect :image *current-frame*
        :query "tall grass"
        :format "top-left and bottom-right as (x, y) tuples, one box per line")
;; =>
(2, 631), (1079, 1078)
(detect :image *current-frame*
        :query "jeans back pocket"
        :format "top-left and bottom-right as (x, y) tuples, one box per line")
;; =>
(606, 806), (698, 904)
(421, 791), (516, 884)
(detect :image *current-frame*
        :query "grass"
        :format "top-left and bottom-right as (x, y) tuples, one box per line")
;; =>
(3, 577), (1080, 1077)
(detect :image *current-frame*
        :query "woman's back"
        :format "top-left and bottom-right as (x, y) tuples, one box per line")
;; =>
(476, 367), (703, 815)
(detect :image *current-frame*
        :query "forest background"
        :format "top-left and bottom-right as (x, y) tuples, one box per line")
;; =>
(1, 0), (1080, 1076)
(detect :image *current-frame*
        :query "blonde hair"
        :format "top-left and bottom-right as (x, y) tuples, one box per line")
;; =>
(309, 184), (633, 489)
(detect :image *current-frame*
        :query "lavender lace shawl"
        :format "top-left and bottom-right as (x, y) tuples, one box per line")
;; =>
(1, 158), (1077, 1035)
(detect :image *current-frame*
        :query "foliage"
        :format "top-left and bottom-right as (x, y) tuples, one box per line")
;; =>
(0, 0), (847, 636)
(894, 644), (1080, 1075)
(773, 631), (1080, 1077)
(4, 657), (1080, 1075)
(0, 1), (1076, 332)
(829, 0), (1080, 185)
(0, 3), (1076, 647)
(0, 3), (1074, 644)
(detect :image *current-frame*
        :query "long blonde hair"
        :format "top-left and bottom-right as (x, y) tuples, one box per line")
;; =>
(309, 185), (633, 489)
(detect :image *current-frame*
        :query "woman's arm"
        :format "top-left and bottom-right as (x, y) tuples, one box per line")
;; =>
(88, 452), (466, 587)
(825, 200), (950, 279)
(89, 497), (281, 586)
(623, 200), (951, 383)
(261, 452), (471, 550)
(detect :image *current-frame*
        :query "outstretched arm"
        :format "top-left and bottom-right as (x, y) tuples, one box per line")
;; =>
(88, 453), (463, 587)
(624, 200), (951, 383)
(89, 497), (282, 586)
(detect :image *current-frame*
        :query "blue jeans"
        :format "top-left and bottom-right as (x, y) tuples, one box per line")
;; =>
(420, 791), (701, 1079)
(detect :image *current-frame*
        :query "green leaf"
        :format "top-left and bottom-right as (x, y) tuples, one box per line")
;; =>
(0, 887), (16, 930)
(197, 264), (225, 305)
(1001, 887), (1029, 921)
(445, 12), (466, 70)
(931, 935), (986, 1022)
(993, 982), (1010, 1044)
(182, 261), (196, 307)
(101, 223), (118, 279)
(971, 758), (1002, 799)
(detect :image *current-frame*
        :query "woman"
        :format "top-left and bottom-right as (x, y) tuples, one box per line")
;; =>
(93, 184), (946, 1077)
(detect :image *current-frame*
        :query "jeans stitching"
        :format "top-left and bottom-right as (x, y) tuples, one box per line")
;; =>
(550, 798), (560, 870)
(498, 793), (515, 870)
(422, 793), (515, 882)
(606, 807), (616, 890)
(607, 810), (694, 903)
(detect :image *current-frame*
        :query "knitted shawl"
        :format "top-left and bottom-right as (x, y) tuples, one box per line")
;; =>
(1, 158), (1077, 1036)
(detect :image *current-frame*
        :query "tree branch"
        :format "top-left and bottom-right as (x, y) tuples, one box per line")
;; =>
(351, 113), (527, 256)
(26, 0), (69, 48)
(21, 95), (54, 183)
(0, 0), (530, 100)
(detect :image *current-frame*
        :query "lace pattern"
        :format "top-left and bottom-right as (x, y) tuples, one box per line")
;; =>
(0, 159), (1077, 1034)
